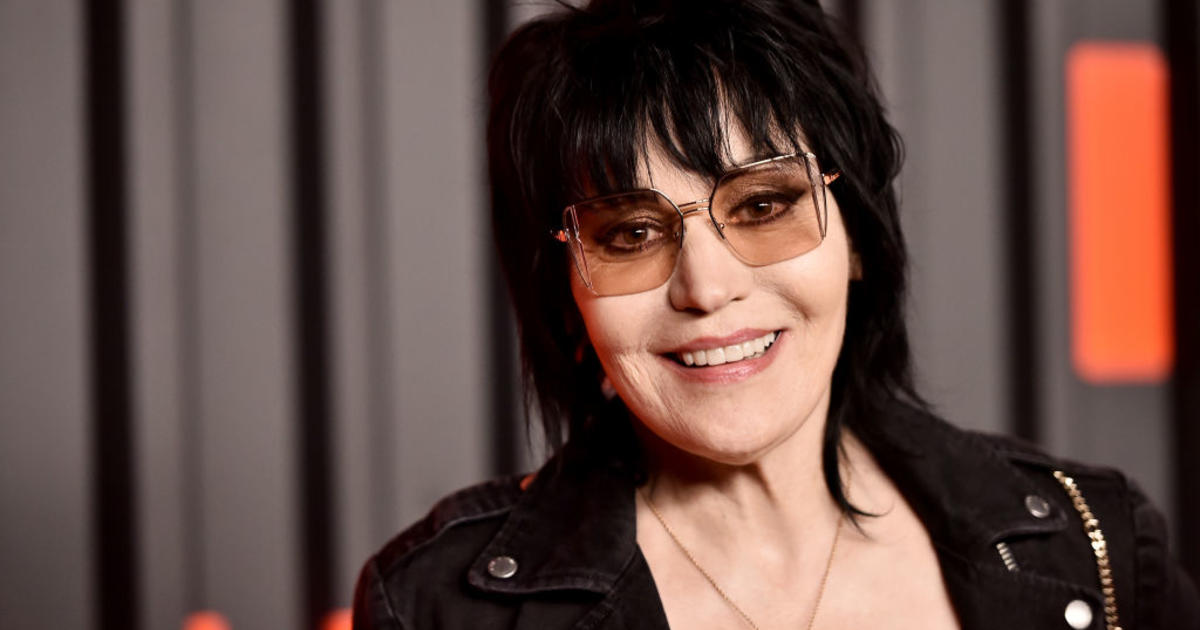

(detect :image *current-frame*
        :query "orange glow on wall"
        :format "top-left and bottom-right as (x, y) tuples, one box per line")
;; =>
(183, 611), (232, 630)
(323, 609), (352, 630)
(180, 607), (351, 630)
(1066, 42), (1174, 383)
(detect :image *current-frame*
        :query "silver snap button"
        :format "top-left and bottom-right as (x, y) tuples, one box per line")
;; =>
(1064, 599), (1093, 629)
(487, 555), (518, 579)
(1025, 494), (1051, 518)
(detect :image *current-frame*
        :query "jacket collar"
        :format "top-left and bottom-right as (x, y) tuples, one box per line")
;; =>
(863, 404), (1069, 554)
(468, 403), (1068, 595)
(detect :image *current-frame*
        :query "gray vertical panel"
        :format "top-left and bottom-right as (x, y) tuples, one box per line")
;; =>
(1030, 1), (1172, 523)
(359, 0), (399, 552)
(128, 1), (188, 628)
(1029, 0), (1090, 452)
(1030, 0), (1076, 480)
(383, 0), (489, 526)
(863, 0), (1008, 434)
(861, 0), (911, 125)
(189, 1), (300, 627)
(325, 0), (375, 604)
(0, 3), (92, 630)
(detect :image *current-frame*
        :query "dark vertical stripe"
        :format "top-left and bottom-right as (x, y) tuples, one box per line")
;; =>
(173, 0), (205, 611)
(359, 0), (396, 550)
(85, 1), (139, 629)
(839, 0), (862, 49)
(484, 0), (520, 476)
(1164, 0), (1200, 583)
(288, 0), (335, 627)
(998, 0), (1040, 443)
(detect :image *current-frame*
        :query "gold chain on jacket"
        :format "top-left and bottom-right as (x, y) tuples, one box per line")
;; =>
(1053, 470), (1122, 630)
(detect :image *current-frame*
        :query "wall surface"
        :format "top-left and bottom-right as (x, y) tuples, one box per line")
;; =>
(0, 4), (91, 629)
(864, 0), (1009, 436)
(0, 1), (1194, 628)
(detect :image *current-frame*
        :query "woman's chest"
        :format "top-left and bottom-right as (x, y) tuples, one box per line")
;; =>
(814, 530), (960, 629)
(616, 546), (959, 630)
(642, 512), (960, 629)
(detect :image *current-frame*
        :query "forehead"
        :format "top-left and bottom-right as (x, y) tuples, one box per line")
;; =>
(635, 122), (805, 194)
(640, 127), (746, 182)
(564, 99), (811, 205)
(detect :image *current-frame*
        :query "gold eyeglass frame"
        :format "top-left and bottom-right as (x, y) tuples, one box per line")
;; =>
(551, 151), (840, 295)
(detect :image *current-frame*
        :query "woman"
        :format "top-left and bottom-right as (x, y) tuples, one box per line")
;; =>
(354, 1), (1199, 628)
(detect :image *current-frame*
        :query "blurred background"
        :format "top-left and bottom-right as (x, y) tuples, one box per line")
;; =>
(1, 0), (1197, 628)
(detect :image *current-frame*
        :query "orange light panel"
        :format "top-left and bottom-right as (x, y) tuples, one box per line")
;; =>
(1066, 42), (1174, 383)
(323, 609), (352, 630)
(183, 611), (232, 630)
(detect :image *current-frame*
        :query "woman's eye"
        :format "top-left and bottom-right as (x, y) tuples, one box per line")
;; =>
(622, 226), (650, 242)
(727, 194), (797, 224)
(744, 201), (779, 219)
(610, 224), (662, 247)
(589, 217), (671, 255)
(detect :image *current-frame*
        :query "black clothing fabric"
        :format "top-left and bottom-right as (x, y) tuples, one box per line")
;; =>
(353, 406), (1200, 629)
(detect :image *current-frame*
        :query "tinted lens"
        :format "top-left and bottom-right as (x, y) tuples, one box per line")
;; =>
(567, 190), (683, 295)
(710, 155), (826, 265)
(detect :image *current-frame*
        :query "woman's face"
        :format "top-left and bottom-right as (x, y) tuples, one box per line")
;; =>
(571, 131), (855, 466)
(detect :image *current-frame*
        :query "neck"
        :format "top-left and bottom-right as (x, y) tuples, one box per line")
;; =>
(635, 393), (850, 557)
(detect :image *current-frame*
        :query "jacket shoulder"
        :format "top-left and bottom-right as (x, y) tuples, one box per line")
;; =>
(353, 475), (526, 630)
(374, 474), (525, 571)
(967, 429), (1118, 477)
(963, 428), (1200, 628)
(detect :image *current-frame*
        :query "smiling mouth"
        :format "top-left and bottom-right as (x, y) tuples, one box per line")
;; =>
(673, 331), (780, 367)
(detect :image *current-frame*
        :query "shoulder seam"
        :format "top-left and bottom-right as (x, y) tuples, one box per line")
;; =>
(374, 475), (525, 579)
(380, 503), (517, 582)
(368, 556), (407, 629)
(971, 432), (1125, 481)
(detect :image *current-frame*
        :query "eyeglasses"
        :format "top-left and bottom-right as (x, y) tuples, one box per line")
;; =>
(553, 152), (838, 296)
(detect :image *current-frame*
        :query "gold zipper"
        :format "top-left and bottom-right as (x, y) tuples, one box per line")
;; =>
(1053, 470), (1122, 630)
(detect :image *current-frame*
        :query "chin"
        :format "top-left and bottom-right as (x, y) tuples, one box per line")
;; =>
(690, 445), (772, 468)
(627, 386), (829, 469)
(646, 414), (795, 468)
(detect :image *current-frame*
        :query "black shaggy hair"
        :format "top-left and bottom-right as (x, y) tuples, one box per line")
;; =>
(487, 0), (926, 518)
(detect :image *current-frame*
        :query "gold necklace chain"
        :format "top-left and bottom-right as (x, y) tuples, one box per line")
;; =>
(639, 488), (843, 630)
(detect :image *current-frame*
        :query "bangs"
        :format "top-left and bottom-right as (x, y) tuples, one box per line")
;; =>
(546, 6), (816, 207)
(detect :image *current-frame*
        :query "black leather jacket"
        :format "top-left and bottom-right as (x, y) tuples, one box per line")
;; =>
(353, 407), (1200, 629)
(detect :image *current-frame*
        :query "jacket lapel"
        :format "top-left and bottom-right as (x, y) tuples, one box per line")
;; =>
(939, 547), (1106, 629)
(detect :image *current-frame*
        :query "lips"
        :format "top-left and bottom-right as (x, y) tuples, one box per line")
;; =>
(668, 330), (780, 367)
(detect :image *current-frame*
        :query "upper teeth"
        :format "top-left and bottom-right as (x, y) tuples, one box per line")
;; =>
(679, 331), (778, 367)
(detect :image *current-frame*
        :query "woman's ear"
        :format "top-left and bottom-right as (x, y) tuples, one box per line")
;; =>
(849, 248), (863, 280)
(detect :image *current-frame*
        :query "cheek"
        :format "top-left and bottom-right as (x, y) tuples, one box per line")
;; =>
(572, 284), (657, 374)
(761, 239), (853, 366)
(572, 287), (688, 422)
(768, 244), (851, 324)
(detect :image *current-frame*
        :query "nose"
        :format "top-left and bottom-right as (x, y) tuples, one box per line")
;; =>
(667, 211), (753, 313)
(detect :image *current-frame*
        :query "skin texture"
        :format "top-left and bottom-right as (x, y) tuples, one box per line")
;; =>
(570, 128), (960, 629)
